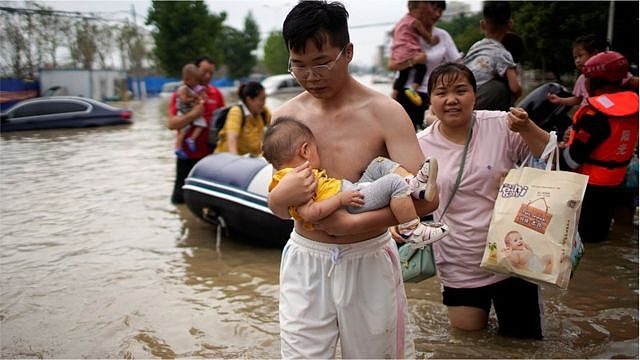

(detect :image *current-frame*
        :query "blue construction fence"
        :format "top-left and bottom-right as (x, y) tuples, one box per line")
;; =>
(1, 75), (236, 111)
(128, 76), (234, 96)
(1, 78), (40, 111)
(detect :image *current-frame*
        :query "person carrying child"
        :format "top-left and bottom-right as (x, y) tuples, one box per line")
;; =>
(174, 64), (208, 159)
(263, 116), (447, 246)
(390, 1), (440, 106)
(464, 1), (521, 111)
(548, 34), (638, 109)
(559, 51), (639, 243)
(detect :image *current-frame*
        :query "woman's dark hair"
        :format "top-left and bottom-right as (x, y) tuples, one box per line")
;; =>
(238, 81), (264, 103)
(573, 34), (609, 55)
(282, 1), (350, 54)
(427, 62), (477, 97)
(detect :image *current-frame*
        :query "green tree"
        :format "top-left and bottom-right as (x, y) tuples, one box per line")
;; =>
(262, 31), (289, 75)
(511, 1), (609, 79)
(217, 12), (261, 78)
(146, 1), (225, 77)
(439, 12), (483, 55)
(69, 18), (98, 70)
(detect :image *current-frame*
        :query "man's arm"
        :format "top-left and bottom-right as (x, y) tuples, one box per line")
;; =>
(296, 190), (363, 223)
(167, 91), (204, 130)
(559, 112), (610, 170)
(267, 161), (317, 219)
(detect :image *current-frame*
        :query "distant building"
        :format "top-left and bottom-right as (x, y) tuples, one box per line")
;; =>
(441, 1), (475, 22)
(39, 69), (128, 101)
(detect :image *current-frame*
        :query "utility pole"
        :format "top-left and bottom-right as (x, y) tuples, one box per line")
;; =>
(607, 1), (615, 48)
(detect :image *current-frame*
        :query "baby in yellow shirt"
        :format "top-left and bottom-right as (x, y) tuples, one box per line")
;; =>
(263, 116), (446, 246)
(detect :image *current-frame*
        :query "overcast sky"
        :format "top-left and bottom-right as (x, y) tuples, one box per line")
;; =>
(41, 0), (482, 67)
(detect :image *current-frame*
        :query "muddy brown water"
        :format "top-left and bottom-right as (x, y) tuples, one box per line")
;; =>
(1, 83), (637, 358)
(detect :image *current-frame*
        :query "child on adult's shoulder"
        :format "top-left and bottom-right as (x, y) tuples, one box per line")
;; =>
(175, 64), (207, 159)
(390, 1), (440, 106)
(262, 116), (447, 246)
(464, 1), (522, 110)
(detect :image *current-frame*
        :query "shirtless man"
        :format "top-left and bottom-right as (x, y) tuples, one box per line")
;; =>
(269, 1), (439, 358)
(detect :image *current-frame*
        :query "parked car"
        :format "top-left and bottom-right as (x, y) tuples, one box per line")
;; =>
(159, 81), (182, 100)
(0, 96), (133, 132)
(261, 74), (303, 96)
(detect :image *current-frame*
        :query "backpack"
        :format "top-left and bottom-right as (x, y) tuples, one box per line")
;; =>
(207, 104), (266, 152)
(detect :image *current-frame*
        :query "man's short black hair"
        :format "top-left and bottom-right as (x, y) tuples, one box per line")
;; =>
(194, 56), (214, 67)
(282, 0), (350, 54)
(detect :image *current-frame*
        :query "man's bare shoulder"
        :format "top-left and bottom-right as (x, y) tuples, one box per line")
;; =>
(272, 92), (313, 118)
(358, 85), (410, 124)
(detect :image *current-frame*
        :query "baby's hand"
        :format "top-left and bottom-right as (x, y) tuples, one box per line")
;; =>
(507, 107), (532, 133)
(340, 190), (364, 208)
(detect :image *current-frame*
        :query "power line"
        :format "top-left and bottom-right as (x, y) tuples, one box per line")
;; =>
(0, 6), (130, 23)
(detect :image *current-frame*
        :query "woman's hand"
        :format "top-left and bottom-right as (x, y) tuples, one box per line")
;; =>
(507, 107), (532, 133)
(388, 58), (412, 71)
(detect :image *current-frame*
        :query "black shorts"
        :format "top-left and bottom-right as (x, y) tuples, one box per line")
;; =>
(442, 277), (543, 339)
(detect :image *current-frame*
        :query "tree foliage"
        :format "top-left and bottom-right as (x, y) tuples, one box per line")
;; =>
(146, 0), (225, 77)
(262, 31), (289, 75)
(216, 12), (261, 79)
(510, 1), (609, 79)
(437, 1), (637, 81)
(439, 12), (483, 55)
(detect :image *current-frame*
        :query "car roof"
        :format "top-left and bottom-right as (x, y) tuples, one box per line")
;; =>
(2, 96), (122, 114)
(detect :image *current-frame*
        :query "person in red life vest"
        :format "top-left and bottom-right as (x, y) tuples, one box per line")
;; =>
(167, 56), (225, 204)
(559, 51), (639, 243)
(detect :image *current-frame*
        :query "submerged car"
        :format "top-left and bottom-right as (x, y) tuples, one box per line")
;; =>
(261, 74), (303, 96)
(0, 96), (133, 132)
(159, 81), (182, 100)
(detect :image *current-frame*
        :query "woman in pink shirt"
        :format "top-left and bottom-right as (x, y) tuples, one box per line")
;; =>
(408, 62), (550, 339)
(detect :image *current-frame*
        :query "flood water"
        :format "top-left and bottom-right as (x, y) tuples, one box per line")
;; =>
(1, 78), (638, 358)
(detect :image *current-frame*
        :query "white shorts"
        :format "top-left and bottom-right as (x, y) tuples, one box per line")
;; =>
(279, 231), (414, 359)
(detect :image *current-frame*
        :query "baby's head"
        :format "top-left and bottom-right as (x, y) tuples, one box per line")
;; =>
(504, 230), (525, 250)
(262, 116), (319, 170)
(182, 64), (201, 89)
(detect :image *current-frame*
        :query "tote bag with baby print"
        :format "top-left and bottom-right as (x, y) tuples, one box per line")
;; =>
(480, 146), (588, 289)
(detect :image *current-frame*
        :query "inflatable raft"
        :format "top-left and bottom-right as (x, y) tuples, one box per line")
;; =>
(517, 82), (573, 136)
(183, 153), (293, 248)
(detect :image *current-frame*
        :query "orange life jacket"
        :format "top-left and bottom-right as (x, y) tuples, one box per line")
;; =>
(569, 91), (639, 186)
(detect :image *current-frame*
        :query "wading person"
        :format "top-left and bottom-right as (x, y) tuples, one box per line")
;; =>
(408, 62), (551, 339)
(167, 56), (225, 204)
(268, 1), (439, 358)
(213, 81), (271, 156)
(559, 51), (639, 243)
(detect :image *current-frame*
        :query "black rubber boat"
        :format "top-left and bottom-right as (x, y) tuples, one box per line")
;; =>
(183, 153), (293, 247)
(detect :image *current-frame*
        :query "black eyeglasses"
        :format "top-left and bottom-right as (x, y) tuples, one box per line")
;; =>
(288, 46), (346, 80)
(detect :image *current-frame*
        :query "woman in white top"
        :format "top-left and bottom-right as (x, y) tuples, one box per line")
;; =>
(389, 1), (461, 130)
